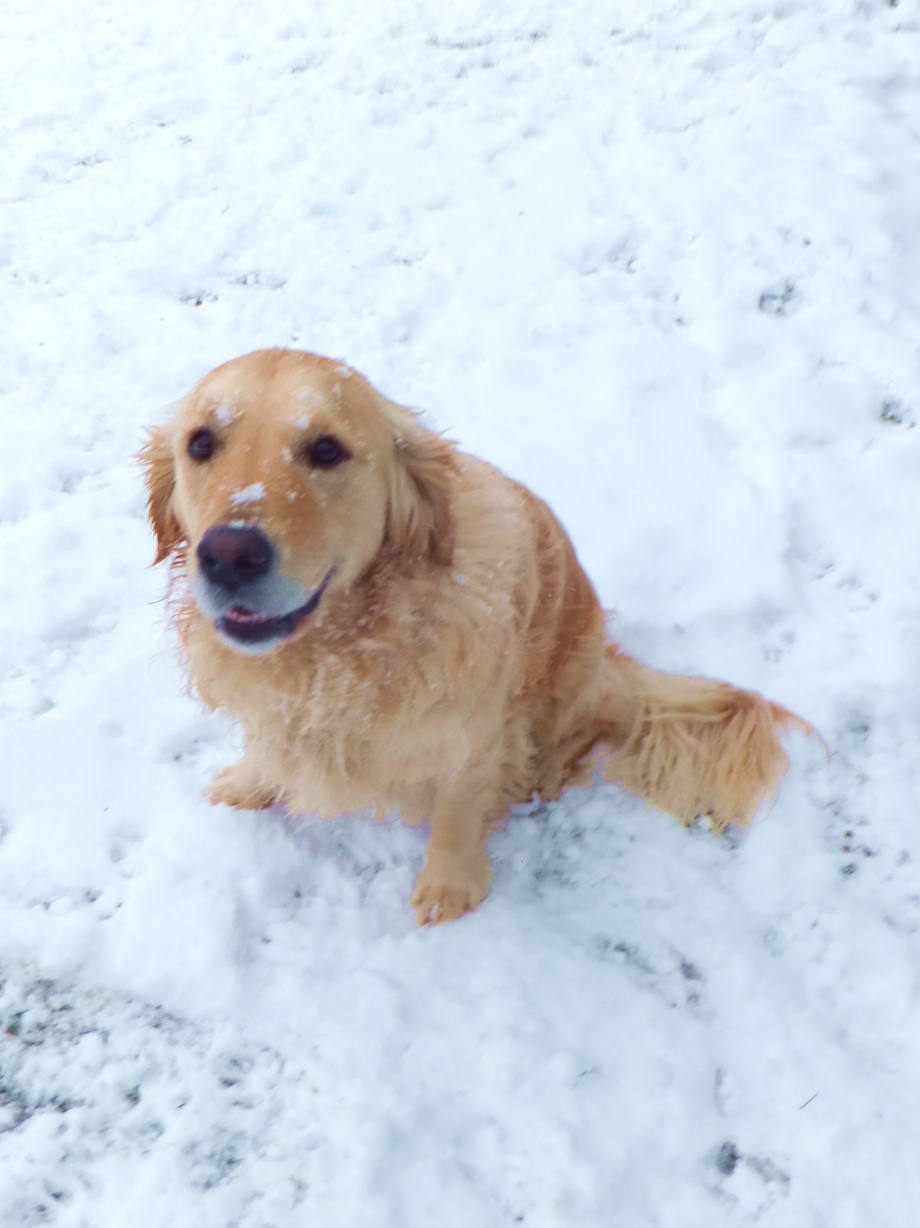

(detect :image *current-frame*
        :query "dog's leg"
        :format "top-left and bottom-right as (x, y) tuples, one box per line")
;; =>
(596, 648), (811, 830)
(410, 787), (497, 926)
(207, 755), (277, 810)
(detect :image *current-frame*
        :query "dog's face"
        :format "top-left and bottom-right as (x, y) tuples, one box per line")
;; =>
(141, 349), (455, 653)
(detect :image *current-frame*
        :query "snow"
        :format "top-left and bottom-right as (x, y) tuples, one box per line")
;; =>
(230, 484), (266, 506)
(1, 0), (919, 1224)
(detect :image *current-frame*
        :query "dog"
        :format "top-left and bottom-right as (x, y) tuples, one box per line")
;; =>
(141, 349), (810, 924)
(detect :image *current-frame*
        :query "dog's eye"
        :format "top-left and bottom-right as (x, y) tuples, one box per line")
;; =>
(188, 428), (216, 462)
(306, 435), (350, 468)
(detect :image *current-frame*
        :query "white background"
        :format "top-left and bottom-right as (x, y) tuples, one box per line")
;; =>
(0, 1), (919, 1224)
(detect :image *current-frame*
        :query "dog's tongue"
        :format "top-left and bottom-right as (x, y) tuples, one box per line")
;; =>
(226, 606), (274, 624)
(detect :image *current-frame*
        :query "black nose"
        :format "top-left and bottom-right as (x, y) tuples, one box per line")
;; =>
(196, 524), (274, 591)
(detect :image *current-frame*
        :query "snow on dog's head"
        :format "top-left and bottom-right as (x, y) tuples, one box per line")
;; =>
(139, 349), (456, 652)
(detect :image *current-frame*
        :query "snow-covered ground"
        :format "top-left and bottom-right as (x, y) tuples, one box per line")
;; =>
(1, 0), (919, 1223)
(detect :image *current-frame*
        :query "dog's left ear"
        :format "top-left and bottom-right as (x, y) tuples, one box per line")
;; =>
(380, 398), (457, 567)
(138, 426), (183, 564)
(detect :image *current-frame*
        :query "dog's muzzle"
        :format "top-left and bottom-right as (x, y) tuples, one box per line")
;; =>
(194, 523), (335, 652)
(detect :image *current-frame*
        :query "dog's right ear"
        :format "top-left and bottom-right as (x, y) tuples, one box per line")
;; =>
(138, 427), (182, 564)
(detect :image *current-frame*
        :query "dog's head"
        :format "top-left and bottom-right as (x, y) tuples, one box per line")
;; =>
(140, 349), (456, 653)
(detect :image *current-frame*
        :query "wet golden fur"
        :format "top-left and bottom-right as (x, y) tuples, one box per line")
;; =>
(141, 349), (810, 924)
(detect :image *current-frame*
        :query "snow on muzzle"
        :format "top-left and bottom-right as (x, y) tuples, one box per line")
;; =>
(194, 523), (335, 651)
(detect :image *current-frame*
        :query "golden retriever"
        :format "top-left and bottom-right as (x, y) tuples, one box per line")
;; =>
(141, 349), (809, 924)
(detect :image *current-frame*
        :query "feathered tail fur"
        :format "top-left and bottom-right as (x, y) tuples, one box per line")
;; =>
(595, 649), (812, 831)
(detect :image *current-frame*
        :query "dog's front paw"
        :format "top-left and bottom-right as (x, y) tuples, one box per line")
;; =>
(410, 862), (491, 926)
(206, 761), (276, 811)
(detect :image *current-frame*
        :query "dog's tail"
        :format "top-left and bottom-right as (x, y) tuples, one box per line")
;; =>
(595, 648), (815, 831)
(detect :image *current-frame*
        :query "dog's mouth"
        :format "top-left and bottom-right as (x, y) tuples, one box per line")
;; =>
(215, 568), (336, 647)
